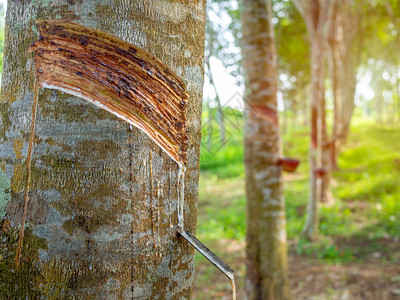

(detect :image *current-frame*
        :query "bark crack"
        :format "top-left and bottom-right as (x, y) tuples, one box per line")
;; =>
(15, 81), (39, 268)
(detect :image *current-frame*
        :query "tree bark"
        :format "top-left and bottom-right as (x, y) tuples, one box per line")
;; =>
(329, 0), (361, 170)
(295, 0), (333, 240)
(0, 1), (205, 299)
(303, 40), (324, 239)
(241, 0), (292, 299)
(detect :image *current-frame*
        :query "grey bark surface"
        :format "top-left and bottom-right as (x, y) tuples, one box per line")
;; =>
(0, 0), (206, 299)
(241, 0), (291, 299)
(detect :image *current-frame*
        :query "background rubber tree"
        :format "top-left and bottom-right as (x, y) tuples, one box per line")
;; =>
(294, 0), (334, 240)
(0, 0), (205, 298)
(241, 0), (292, 299)
(328, 0), (365, 170)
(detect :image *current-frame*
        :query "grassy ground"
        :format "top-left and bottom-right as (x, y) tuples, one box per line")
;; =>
(194, 114), (400, 299)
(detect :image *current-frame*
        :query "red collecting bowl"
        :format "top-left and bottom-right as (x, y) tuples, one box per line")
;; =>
(278, 158), (300, 173)
(314, 168), (327, 177)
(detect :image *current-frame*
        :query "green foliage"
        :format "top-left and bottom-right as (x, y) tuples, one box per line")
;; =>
(284, 121), (400, 258)
(198, 117), (400, 263)
(284, 178), (308, 238)
(361, 0), (400, 65)
(333, 123), (400, 238)
(200, 107), (244, 178)
(274, 0), (310, 87)
(296, 237), (355, 263)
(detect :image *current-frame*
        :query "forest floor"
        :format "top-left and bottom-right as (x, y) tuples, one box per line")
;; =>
(194, 119), (400, 299)
(194, 243), (400, 299)
(193, 175), (400, 299)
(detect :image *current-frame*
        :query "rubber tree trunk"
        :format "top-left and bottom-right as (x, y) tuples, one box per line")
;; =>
(295, 0), (333, 240)
(0, 1), (205, 299)
(302, 40), (325, 240)
(329, 0), (361, 170)
(241, 0), (292, 299)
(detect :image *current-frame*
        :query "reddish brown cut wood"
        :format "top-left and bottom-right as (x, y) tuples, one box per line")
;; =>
(252, 104), (279, 126)
(31, 20), (188, 164)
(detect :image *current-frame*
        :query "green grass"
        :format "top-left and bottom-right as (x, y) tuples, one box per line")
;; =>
(197, 175), (246, 241)
(198, 112), (400, 263)
(200, 107), (245, 178)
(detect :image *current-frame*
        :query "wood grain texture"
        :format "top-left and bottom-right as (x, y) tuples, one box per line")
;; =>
(31, 20), (188, 164)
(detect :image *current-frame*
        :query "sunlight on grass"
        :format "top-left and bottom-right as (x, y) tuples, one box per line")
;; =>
(198, 116), (400, 264)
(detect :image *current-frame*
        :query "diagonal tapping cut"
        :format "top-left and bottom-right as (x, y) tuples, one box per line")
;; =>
(30, 20), (188, 164)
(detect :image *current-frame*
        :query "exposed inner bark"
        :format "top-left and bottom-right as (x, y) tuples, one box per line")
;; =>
(252, 105), (279, 126)
(30, 20), (188, 164)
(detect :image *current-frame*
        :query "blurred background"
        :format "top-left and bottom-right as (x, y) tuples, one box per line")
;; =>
(0, 0), (399, 299)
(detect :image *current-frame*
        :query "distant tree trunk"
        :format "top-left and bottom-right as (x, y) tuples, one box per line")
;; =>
(329, 0), (362, 170)
(304, 40), (325, 238)
(295, 0), (333, 240)
(242, 1), (292, 299)
(301, 84), (310, 127)
(376, 93), (384, 124)
(0, 1), (205, 298)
